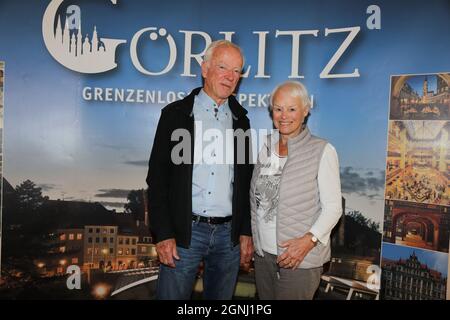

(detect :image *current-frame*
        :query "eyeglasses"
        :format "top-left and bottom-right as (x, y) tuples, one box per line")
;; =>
(215, 63), (242, 76)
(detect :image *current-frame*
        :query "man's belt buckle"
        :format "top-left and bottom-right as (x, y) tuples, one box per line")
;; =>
(192, 214), (231, 224)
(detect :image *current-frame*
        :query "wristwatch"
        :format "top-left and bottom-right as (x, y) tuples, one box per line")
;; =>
(308, 232), (318, 245)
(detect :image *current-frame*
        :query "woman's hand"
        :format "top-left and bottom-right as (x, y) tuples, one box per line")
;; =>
(277, 234), (316, 269)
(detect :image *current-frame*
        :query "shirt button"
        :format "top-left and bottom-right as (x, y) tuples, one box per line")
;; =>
(208, 192), (211, 195)
(211, 172), (214, 175)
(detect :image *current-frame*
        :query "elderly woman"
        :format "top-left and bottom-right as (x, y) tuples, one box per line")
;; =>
(250, 81), (342, 300)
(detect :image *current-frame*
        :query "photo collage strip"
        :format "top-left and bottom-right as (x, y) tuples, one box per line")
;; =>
(381, 73), (450, 300)
(0, 61), (4, 266)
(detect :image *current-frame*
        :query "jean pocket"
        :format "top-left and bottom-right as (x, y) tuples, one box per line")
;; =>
(222, 221), (232, 230)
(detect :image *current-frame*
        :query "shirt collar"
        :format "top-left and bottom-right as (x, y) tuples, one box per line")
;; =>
(197, 89), (229, 112)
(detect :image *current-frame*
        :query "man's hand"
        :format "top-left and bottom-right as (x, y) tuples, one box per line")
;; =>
(239, 235), (254, 271)
(277, 234), (316, 269)
(156, 238), (180, 268)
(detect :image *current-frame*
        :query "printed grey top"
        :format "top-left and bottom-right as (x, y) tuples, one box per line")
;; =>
(254, 148), (287, 254)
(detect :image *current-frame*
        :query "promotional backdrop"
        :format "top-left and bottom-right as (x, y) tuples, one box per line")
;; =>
(0, 0), (449, 300)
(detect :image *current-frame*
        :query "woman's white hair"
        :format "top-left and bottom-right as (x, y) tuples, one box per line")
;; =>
(203, 40), (245, 67)
(270, 80), (311, 112)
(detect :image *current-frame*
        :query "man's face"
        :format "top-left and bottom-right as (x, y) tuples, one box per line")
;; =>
(201, 45), (243, 105)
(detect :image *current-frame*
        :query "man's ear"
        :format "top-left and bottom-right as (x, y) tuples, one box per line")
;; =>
(201, 61), (209, 79)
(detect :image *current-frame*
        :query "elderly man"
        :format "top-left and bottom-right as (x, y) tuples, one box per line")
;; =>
(146, 40), (253, 300)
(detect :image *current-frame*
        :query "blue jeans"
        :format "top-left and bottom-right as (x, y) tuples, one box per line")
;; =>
(156, 220), (240, 300)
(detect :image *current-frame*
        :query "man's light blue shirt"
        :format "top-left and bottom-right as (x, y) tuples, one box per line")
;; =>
(192, 89), (234, 217)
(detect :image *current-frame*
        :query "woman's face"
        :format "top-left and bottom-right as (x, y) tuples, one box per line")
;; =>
(272, 86), (308, 139)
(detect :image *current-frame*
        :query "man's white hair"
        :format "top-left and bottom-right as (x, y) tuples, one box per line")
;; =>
(203, 40), (245, 67)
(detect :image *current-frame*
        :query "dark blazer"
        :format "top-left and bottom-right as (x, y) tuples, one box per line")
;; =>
(146, 87), (253, 248)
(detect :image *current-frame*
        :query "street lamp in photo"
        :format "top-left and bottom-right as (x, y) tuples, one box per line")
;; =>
(101, 248), (108, 272)
(92, 282), (111, 300)
(59, 259), (67, 275)
(36, 262), (46, 276)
